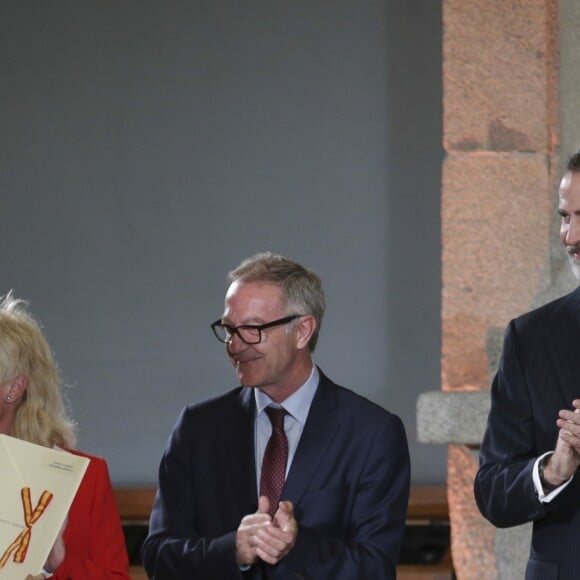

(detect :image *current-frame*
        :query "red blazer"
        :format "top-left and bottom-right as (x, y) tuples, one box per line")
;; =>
(52, 450), (130, 579)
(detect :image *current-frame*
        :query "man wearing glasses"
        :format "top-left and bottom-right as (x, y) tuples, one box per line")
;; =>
(142, 252), (410, 579)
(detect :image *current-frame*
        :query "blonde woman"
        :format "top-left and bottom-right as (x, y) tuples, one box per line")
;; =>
(0, 292), (130, 579)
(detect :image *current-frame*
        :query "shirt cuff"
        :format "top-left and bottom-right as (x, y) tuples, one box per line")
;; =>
(533, 451), (573, 502)
(41, 569), (54, 578)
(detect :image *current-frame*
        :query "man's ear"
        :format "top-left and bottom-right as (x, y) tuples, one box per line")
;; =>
(7, 375), (28, 402)
(295, 315), (316, 350)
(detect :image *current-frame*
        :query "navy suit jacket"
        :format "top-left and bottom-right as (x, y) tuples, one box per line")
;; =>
(475, 287), (580, 580)
(142, 369), (410, 579)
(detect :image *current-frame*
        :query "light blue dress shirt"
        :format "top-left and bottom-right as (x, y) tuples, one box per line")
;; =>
(254, 365), (319, 494)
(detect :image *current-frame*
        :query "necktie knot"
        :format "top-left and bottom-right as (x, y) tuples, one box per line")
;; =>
(265, 406), (286, 430)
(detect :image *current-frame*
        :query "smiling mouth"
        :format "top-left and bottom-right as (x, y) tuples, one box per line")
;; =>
(233, 356), (260, 365)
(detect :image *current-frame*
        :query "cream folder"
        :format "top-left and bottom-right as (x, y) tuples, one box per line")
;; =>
(0, 434), (89, 579)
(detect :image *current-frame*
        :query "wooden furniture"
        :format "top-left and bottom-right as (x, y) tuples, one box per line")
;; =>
(114, 488), (156, 580)
(397, 486), (454, 580)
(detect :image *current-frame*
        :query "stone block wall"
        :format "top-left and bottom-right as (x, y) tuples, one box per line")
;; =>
(440, 1), (559, 578)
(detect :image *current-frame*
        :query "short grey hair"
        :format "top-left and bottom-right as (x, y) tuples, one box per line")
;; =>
(228, 252), (325, 352)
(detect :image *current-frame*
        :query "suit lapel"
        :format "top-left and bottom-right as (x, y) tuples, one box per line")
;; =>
(547, 288), (580, 408)
(226, 387), (258, 516)
(545, 288), (580, 403)
(282, 373), (339, 507)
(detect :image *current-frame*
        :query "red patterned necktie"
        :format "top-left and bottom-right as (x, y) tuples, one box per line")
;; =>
(260, 407), (288, 516)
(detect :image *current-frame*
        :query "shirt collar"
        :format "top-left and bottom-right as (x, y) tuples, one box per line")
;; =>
(254, 366), (319, 425)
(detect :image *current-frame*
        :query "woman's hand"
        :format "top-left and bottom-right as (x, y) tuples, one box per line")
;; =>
(42, 515), (68, 575)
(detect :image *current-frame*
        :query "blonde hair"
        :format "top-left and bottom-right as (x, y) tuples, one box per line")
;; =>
(0, 292), (75, 448)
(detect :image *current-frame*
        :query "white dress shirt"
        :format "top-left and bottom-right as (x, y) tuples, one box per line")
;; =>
(533, 451), (574, 502)
(253, 365), (319, 492)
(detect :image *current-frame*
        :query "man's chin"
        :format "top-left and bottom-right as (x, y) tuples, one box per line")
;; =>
(238, 373), (265, 389)
(236, 371), (259, 389)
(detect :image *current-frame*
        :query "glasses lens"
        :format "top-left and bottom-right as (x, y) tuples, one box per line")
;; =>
(212, 324), (230, 343)
(236, 326), (261, 344)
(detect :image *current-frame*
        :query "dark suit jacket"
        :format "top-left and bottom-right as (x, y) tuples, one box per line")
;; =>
(53, 450), (130, 579)
(475, 287), (580, 580)
(142, 370), (410, 579)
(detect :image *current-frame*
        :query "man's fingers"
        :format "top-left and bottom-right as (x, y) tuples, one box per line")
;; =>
(257, 495), (270, 514)
(256, 528), (285, 551)
(254, 528), (293, 564)
(277, 500), (293, 515)
(256, 545), (278, 565)
(241, 500), (271, 527)
(559, 410), (580, 423)
(273, 500), (294, 528)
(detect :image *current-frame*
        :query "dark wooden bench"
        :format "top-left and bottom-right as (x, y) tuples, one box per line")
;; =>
(114, 487), (156, 580)
(398, 486), (454, 579)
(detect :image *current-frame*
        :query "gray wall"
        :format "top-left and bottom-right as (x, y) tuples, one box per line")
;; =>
(1, 0), (444, 485)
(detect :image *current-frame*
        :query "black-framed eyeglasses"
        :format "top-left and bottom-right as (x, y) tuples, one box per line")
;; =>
(210, 314), (302, 345)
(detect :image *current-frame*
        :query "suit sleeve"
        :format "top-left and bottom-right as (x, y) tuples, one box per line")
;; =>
(474, 320), (556, 527)
(53, 455), (130, 579)
(275, 414), (410, 580)
(141, 408), (244, 580)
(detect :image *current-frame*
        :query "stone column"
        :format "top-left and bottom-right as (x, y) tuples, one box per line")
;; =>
(441, 0), (559, 578)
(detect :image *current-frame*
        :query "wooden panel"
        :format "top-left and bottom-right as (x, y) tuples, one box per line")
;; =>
(129, 565), (149, 580)
(115, 487), (156, 521)
(397, 547), (454, 579)
(406, 485), (449, 521)
(113, 485), (449, 522)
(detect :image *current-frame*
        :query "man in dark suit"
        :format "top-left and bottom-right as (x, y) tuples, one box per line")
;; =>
(475, 151), (580, 579)
(142, 252), (410, 579)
